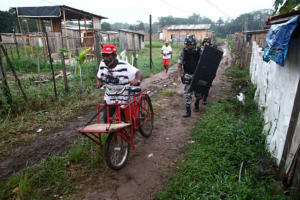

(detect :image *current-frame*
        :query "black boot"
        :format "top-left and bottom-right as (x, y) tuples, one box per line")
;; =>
(194, 100), (200, 112)
(202, 96), (207, 105)
(183, 106), (191, 118)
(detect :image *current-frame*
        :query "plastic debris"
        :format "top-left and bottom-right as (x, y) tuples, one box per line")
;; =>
(37, 128), (43, 133)
(237, 93), (245, 104)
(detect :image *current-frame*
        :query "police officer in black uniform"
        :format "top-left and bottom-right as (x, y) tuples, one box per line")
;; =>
(177, 35), (202, 118)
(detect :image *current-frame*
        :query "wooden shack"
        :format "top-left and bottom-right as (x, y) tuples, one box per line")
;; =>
(12, 5), (107, 62)
(118, 29), (145, 51)
(245, 30), (268, 49)
(100, 31), (118, 43)
(162, 24), (212, 44)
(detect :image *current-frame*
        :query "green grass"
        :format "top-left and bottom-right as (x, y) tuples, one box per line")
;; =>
(227, 39), (236, 54)
(155, 62), (289, 199)
(225, 60), (250, 91)
(216, 38), (226, 46)
(126, 46), (180, 78)
(0, 44), (181, 156)
(155, 90), (176, 98)
(0, 137), (106, 200)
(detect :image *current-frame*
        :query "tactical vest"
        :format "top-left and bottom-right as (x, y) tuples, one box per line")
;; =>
(182, 47), (201, 74)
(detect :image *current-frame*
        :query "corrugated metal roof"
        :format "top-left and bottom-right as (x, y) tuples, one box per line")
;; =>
(167, 24), (211, 30)
(118, 29), (145, 35)
(265, 10), (300, 26)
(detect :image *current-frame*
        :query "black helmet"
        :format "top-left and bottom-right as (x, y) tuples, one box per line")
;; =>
(184, 35), (197, 46)
(202, 37), (211, 45)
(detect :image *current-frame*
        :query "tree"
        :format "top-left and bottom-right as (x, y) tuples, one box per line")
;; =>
(128, 25), (136, 31)
(273, 0), (300, 14)
(136, 21), (145, 31)
(102, 22), (111, 31)
(216, 18), (224, 26)
(0, 9), (18, 33)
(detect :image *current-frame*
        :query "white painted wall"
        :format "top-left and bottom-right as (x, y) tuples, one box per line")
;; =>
(249, 38), (300, 165)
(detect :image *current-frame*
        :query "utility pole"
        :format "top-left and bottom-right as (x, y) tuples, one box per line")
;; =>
(149, 14), (152, 70)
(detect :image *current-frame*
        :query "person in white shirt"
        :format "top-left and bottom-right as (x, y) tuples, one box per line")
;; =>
(95, 44), (142, 122)
(161, 40), (172, 73)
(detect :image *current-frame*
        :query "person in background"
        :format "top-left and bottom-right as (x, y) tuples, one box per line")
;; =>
(177, 35), (202, 118)
(161, 40), (173, 73)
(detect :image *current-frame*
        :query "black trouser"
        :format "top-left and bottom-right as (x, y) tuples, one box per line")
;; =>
(103, 104), (126, 123)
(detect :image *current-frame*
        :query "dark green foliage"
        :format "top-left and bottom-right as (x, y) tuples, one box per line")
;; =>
(0, 9), (18, 33)
(7, 57), (61, 73)
(101, 22), (112, 31)
(273, 0), (300, 14)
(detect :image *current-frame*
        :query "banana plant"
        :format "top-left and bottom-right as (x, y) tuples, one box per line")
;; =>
(59, 48), (93, 90)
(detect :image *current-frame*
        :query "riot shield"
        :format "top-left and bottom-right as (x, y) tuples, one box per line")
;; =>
(190, 45), (223, 93)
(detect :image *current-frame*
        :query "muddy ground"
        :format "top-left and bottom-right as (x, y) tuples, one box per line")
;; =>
(0, 43), (232, 200)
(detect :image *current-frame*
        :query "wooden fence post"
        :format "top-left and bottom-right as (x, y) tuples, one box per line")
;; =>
(44, 31), (58, 99)
(0, 44), (27, 102)
(149, 14), (152, 70)
(0, 45), (12, 104)
(60, 52), (69, 93)
(94, 30), (101, 67)
(13, 30), (20, 58)
(36, 56), (42, 89)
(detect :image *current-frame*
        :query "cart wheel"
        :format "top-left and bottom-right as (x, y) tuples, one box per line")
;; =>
(138, 95), (154, 138)
(104, 132), (130, 170)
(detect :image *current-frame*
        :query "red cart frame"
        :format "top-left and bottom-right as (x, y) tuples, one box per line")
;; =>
(79, 87), (153, 170)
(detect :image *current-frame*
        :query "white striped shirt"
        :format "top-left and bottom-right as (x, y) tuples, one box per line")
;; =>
(97, 60), (138, 104)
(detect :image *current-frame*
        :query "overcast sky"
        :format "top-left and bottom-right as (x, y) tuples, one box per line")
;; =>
(1, 0), (275, 23)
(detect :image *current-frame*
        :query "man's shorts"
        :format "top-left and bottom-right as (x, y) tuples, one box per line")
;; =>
(163, 58), (170, 66)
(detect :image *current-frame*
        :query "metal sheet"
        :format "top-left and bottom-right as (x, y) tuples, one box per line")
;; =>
(17, 6), (61, 18)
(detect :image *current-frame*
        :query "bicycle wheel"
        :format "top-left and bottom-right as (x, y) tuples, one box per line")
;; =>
(104, 132), (130, 170)
(138, 95), (154, 138)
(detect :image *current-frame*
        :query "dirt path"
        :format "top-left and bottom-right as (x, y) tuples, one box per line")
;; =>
(71, 43), (233, 200)
(0, 43), (232, 199)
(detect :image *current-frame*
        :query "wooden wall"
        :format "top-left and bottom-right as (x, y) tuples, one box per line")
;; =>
(251, 32), (267, 49)
(119, 31), (145, 51)
(162, 28), (212, 43)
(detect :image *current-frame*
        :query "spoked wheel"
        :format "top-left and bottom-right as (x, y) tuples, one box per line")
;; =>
(104, 132), (130, 170)
(138, 95), (154, 138)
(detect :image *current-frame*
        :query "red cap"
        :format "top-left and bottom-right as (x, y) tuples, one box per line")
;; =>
(165, 40), (169, 44)
(101, 44), (117, 54)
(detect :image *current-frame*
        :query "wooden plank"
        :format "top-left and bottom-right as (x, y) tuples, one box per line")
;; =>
(39, 19), (48, 60)
(79, 123), (131, 133)
(17, 17), (27, 57)
(63, 8), (71, 60)
(51, 18), (62, 32)
(279, 78), (300, 177)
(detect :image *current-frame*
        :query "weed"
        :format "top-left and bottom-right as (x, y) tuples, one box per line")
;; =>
(69, 142), (87, 164)
(156, 90), (176, 98)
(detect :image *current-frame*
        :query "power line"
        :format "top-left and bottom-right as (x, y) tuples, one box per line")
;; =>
(159, 0), (191, 16)
(39, 0), (58, 6)
(205, 0), (231, 19)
